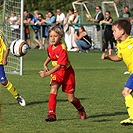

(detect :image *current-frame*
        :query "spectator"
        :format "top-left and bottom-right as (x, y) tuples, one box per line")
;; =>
(131, 18), (133, 37)
(31, 10), (41, 49)
(23, 10), (33, 49)
(73, 9), (81, 32)
(43, 13), (49, 48)
(75, 25), (92, 52)
(6, 12), (18, 40)
(56, 8), (65, 27)
(36, 13), (49, 49)
(100, 11), (115, 55)
(73, 9), (81, 46)
(119, 6), (132, 21)
(44, 11), (56, 44)
(45, 11), (56, 25)
(86, 6), (104, 48)
(64, 9), (76, 51)
(86, 6), (104, 31)
(14, 13), (21, 39)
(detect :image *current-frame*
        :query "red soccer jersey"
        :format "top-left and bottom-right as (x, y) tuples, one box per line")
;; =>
(47, 43), (75, 94)
(47, 43), (71, 68)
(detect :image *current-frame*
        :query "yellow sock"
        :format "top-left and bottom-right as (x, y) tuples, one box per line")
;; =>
(125, 94), (133, 119)
(4, 81), (18, 99)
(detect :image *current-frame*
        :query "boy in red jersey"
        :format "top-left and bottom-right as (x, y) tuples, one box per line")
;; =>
(39, 26), (86, 122)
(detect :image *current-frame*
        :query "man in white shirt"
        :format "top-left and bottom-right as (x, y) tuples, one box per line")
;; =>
(56, 9), (65, 26)
(9, 12), (18, 40)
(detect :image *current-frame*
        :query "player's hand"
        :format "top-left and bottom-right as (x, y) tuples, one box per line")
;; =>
(39, 71), (46, 78)
(101, 53), (107, 60)
(39, 70), (50, 78)
(2, 60), (7, 66)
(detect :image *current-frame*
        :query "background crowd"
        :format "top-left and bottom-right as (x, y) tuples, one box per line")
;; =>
(5, 5), (133, 54)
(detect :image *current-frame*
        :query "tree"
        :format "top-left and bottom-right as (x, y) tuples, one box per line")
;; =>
(24, 0), (75, 12)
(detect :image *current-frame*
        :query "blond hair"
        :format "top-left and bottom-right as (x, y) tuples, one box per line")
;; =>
(49, 26), (64, 38)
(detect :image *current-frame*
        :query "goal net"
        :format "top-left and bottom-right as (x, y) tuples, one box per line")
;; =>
(0, 0), (24, 75)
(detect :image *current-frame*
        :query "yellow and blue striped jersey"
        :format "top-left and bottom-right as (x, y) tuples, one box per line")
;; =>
(117, 36), (133, 74)
(0, 36), (7, 64)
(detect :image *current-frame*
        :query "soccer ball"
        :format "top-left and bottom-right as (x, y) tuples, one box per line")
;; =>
(10, 39), (29, 57)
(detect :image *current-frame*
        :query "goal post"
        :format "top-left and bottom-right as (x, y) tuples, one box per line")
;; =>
(102, 1), (119, 18)
(1, 0), (24, 75)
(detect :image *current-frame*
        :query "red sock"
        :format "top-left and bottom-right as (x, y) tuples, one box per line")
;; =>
(48, 93), (57, 115)
(71, 98), (82, 110)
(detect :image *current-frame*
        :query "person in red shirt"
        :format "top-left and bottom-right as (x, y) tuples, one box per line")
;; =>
(39, 26), (86, 122)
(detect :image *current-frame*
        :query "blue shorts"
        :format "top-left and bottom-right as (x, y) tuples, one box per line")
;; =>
(0, 65), (7, 82)
(125, 74), (133, 90)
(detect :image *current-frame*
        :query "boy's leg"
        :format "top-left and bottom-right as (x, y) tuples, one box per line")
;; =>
(45, 82), (59, 122)
(0, 65), (25, 106)
(45, 93), (57, 122)
(4, 81), (19, 99)
(3, 81), (26, 106)
(125, 94), (133, 119)
(120, 94), (133, 125)
(48, 93), (57, 115)
(120, 85), (133, 125)
(67, 93), (86, 120)
(63, 69), (86, 120)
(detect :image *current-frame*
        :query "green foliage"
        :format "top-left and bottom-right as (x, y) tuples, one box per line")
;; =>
(0, 50), (133, 133)
(24, 0), (75, 12)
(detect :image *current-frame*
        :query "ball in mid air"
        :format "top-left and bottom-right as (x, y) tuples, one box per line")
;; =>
(10, 39), (29, 57)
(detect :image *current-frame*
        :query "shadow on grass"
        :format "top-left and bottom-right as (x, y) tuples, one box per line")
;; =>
(2, 100), (47, 106)
(26, 100), (48, 106)
(60, 112), (128, 123)
(92, 119), (113, 122)
(86, 112), (128, 123)
(57, 115), (90, 121)
(89, 111), (127, 119)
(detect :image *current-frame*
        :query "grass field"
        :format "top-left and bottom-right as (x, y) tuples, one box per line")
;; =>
(0, 49), (133, 133)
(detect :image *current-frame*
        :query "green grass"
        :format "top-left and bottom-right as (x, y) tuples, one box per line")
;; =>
(0, 49), (133, 133)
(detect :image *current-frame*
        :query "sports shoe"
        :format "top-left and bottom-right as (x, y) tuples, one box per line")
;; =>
(120, 118), (133, 126)
(45, 114), (56, 122)
(78, 107), (87, 120)
(16, 94), (26, 107)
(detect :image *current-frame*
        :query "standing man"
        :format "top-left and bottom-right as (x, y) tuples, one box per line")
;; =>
(23, 10), (33, 49)
(31, 10), (41, 49)
(56, 8), (65, 27)
(86, 6), (104, 48)
(119, 6), (132, 21)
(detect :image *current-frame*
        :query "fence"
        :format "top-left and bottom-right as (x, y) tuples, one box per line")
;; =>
(25, 23), (102, 50)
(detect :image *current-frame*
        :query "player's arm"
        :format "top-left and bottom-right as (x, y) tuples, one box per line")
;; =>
(39, 57), (62, 78)
(47, 64), (61, 75)
(39, 64), (62, 78)
(101, 53), (122, 62)
(43, 57), (51, 71)
(2, 49), (9, 65)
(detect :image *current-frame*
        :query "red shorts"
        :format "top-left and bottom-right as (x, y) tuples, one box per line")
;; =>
(50, 66), (75, 94)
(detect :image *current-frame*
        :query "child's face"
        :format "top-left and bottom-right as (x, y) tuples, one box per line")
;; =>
(112, 25), (124, 41)
(49, 31), (61, 46)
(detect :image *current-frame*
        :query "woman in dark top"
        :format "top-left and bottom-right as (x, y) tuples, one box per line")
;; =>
(75, 25), (92, 52)
(101, 11), (115, 55)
